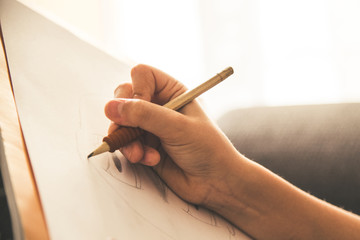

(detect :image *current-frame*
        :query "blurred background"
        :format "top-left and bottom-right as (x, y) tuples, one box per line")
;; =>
(21, 0), (360, 119)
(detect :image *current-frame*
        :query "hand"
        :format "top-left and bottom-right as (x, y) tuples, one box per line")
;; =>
(105, 65), (360, 239)
(104, 64), (242, 205)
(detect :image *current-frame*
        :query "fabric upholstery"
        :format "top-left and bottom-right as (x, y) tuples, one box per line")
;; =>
(218, 103), (360, 214)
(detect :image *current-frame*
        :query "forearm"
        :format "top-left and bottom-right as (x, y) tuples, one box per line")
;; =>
(205, 154), (360, 239)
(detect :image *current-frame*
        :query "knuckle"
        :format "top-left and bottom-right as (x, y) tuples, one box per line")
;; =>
(114, 82), (132, 97)
(130, 64), (149, 78)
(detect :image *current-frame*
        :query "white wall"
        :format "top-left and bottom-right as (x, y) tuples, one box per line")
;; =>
(198, 0), (360, 118)
(17, 0), (360, 119)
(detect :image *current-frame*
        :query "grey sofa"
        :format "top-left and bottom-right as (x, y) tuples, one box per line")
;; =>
(218, 103), (360, 215)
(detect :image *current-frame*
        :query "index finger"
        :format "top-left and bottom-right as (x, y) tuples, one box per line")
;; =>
(130, 64), (187, 105)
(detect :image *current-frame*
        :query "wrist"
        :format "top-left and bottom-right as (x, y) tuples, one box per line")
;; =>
(202, 153), (291, 237)
(202, 152), (257, 221)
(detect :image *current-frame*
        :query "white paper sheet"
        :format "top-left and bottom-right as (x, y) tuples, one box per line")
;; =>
(0, 0), (249, 239)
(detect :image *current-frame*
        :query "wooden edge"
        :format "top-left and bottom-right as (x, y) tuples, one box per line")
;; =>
(0, 26), (49, 240)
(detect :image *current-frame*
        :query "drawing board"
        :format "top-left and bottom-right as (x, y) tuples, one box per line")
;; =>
(0, 0), (249, 239)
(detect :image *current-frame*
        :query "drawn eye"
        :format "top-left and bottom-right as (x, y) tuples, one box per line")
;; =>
(112, 154), (122, 172)
(104, 152), (141, 189)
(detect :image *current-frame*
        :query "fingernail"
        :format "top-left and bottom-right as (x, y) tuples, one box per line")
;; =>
(106, 100), (124, 119)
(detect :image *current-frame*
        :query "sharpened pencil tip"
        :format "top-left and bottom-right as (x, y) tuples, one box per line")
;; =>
(87, 142), (111, 159)
(87, 152), (94, 159)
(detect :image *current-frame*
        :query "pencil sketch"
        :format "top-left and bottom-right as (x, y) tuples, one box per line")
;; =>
(112, 153), (122, 172)
(183, 203), (217, 226)
(141, 166), (169, 202)
(101, 151), (169, 202)
(104, 151), (141, 189)
(227, 224), (238, 240)
(81, 135), (246, 239)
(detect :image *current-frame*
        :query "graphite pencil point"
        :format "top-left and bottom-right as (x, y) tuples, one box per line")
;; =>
(87, 152), (94, 159)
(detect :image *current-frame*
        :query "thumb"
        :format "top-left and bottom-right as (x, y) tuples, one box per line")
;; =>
(105, 98), (188, 139)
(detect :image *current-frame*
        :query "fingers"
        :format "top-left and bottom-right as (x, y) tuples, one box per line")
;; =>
(109, 82), (133, 134)
(138, 146), (161, 166)
(114, 65), (187, 104)
(120, 133), (161, 166)
(114, 82), (133, 98)
(105, 98), (189, 140)
(120, 141), (144, 163)
(120, 144), (160, 166)
(107, 80), (166, 165)
(130, 64), (187, 104)
(108, 64), (191, 166)
(109, 64), (190, 132)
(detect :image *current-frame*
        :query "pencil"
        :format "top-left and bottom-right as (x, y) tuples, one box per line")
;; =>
(87, 67), (234, 159)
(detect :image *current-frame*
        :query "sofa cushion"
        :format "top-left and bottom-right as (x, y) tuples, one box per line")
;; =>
(218, 103), (360, 214)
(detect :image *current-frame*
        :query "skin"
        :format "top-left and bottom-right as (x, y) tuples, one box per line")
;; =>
(104, 64), (360, 239)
